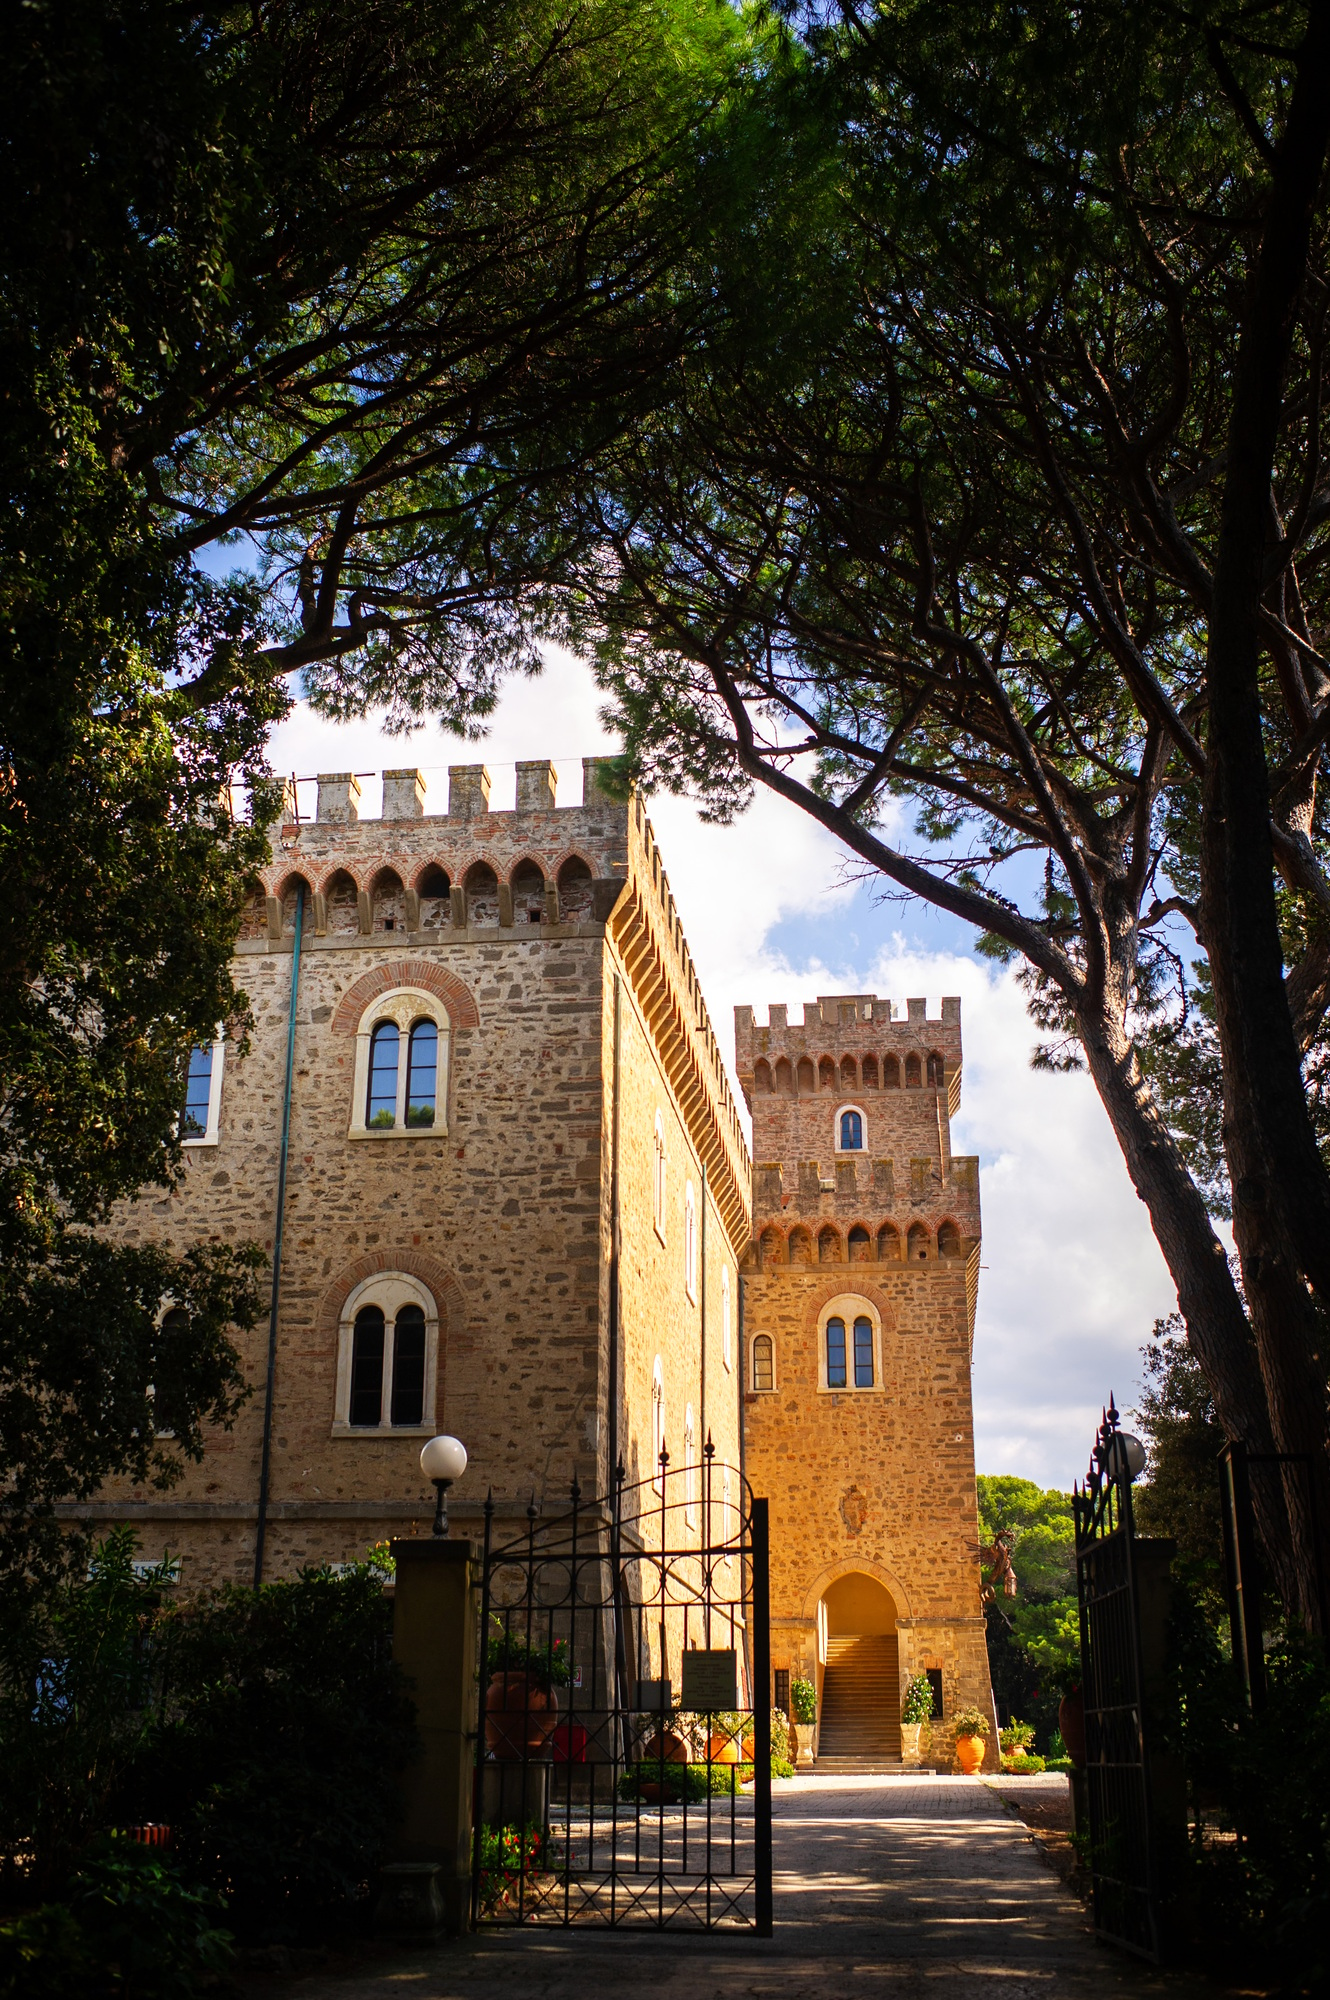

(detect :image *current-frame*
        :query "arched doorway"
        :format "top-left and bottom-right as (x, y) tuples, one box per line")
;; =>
(817, 1573), (901, 1763)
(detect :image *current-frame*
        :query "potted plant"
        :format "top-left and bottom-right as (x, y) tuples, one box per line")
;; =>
(950, 1704), (991, 1774)
(900, 1674), (934, 1767)
(790, 1675), (817, 1766)
(482, 1624), (570, 1760)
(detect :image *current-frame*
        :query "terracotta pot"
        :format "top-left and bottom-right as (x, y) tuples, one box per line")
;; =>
(706, 1731), (740, 1765)
(484, 1671), (558, 1760)
(955, 1733), (986, 1775)
(1058, 1688), (1086, 1768)
(641, 1730), (689, 1765)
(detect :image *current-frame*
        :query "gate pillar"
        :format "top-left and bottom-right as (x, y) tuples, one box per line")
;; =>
(383, 1538), (479, 1934)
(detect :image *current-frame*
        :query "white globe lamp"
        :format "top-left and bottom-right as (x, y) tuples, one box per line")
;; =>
(420, 1434), (468, 1536)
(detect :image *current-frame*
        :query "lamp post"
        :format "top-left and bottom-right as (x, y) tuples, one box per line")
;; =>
(420, 1434), (467, 1537)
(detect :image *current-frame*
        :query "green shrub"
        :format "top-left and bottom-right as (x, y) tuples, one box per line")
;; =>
(901, 1674), (934, 1724)
(791, 1678), (816, 1725)
(0, 1837), (233, 2000)
(483, 1621), (571, 1691)
(999, 1720), (1036, 1754)
(950, 1705), (991, 1738)
(476, 1823), (546, 1918)
(123, 1564), (415, 1941)
(770, 1757), (795, 1779)
(0, 1530), (177, 1896)
(1001, 1752), (1046, 1774)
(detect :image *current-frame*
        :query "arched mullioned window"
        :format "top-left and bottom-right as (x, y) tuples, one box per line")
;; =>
(819, 1297), (880, 1392)
(751, 1334), (775, 1392)
(335, 1273), (439, 1434)
(351, 989), (451, 1139)
(838, 1106), (864, 1150)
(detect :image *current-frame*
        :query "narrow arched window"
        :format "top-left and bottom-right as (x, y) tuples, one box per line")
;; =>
(405, 1020), (437, 1127)
(721, 1268), (732, 1370)
(685, 1405), (696, 1527)
(366, 1022), (400, 1128)
(182, 1046), (213, 1138)
(853, 1316), (874, 1388)
(684, 1181), (697, 1300)
(651, 1356), (665, 1489)
(349, 1305), (386, 1425)
(653, 1114), (666, 1240)
(826, 1316), (847, 1389)
(752, 1335), (774, 1392)
(390, 1303), (427, 1425)
(840, 1109), (863, 1150)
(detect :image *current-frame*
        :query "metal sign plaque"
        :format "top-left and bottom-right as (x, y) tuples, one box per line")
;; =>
(680, 1648), (738, 1712)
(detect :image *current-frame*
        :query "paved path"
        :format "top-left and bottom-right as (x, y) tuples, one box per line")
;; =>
(278, 1776), (1212, 2000)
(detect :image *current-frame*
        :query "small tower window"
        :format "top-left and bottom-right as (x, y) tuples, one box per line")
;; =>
(853, 1315), (874, 1388)
(721, 1267), (732, 1370)
(651, 1356), (665, 1489)
(684, 1181), (698, 1301)
(366, 1022), (400, 1128)
(839, 1108), (864, 1150)
(653, 1113), (667, 1241)
(826, 1317), (848, 1389)
(182, 1046), (213, 1138)
(752, 1335), (774, 1392)
(405, 1020), (438, 1127)
(349, 1305), (387, 1425)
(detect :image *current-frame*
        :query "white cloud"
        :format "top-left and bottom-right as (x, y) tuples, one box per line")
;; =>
(268, 646), (1178, 1491)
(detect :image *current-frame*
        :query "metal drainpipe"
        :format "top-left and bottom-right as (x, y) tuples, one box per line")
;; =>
(253, 884), (303, 1587)
(606, 972), (623, 1486)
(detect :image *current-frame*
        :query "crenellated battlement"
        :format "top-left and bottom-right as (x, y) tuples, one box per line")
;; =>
(735, 992), (964, 1118)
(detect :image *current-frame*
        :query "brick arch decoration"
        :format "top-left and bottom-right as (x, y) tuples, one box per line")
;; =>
(799, 1553), (914, 1623)
(800, 1278), (899, 1335)
(330, 960), (479, 1035)
(317, 1248), (471, 1427)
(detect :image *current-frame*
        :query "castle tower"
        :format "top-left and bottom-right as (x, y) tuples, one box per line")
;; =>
(88, 764), (749, 1593)
(734, 993), (993, 1768)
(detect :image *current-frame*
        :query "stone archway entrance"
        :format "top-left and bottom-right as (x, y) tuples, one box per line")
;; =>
(817, 1574), (901, 1766)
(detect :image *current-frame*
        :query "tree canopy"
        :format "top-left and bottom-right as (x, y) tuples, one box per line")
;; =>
(561, 0), (1330, 1623)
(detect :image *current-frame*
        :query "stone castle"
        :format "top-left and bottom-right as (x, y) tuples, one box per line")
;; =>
(88, 762), (992, 1762)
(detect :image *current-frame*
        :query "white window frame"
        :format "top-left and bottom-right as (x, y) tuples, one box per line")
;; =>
(750, 1332), (776, 1393)
(834, 1101), (868, 1153)
(332, 1271), (440, 1436)
(347, 988), (451, 1141)
(651, 1355), (665, 1491)
(652, 1112), (667, 1243)
(721, 1267), (732, 1371)
(684, 1180), (697, 1301)
(817, 1293), (883, 1394)
(181, 1032), (226, 1148)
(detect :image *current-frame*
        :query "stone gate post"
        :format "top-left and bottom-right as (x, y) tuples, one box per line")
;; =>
(376, 1539), (479, 1937)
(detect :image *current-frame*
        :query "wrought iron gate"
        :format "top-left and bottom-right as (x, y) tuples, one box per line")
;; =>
(1073, 1400), (1158, 1961)
(471, 1448), (772, 1933)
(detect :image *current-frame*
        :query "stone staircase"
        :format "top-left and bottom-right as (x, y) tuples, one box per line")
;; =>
(816, 1635), (902, 1770)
